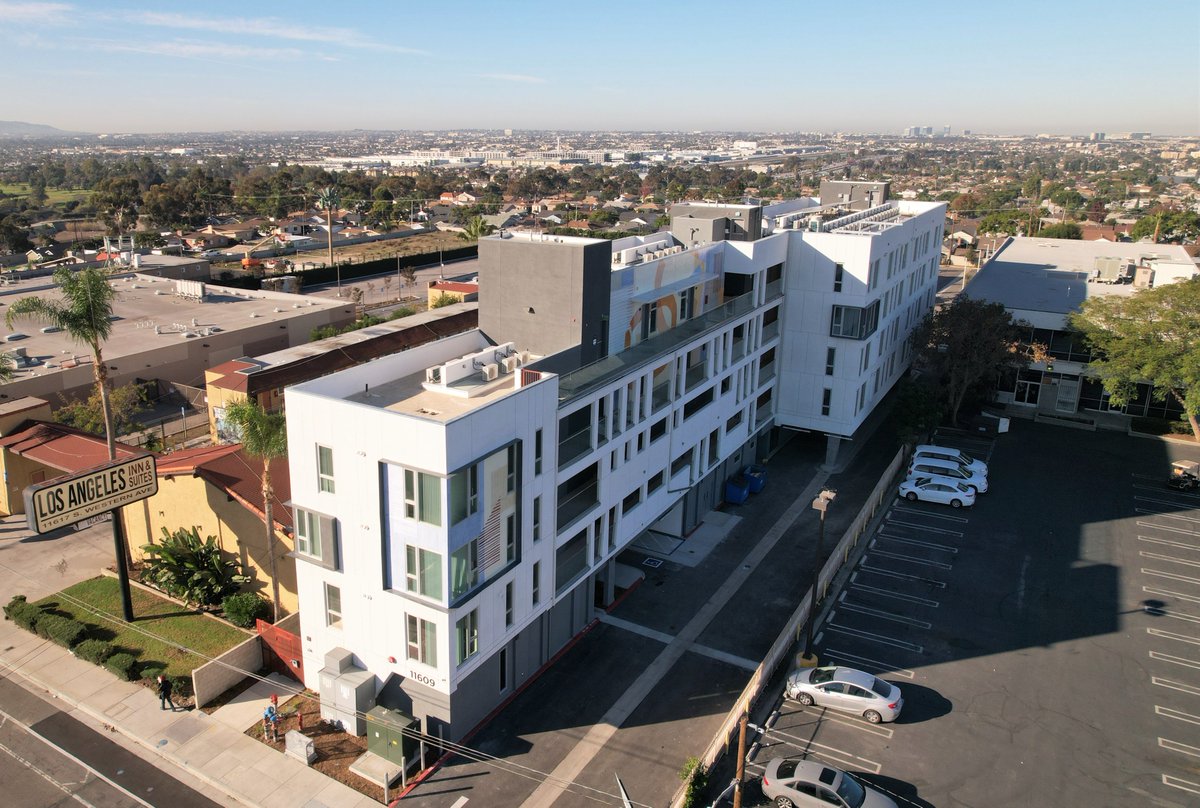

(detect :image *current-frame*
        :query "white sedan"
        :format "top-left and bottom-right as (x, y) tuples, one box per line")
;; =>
(898, 476), (976, 508)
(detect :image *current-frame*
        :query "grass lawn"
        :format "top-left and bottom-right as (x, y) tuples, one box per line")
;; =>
(0, 182), (91, 205)
(34, 576), (249, 677)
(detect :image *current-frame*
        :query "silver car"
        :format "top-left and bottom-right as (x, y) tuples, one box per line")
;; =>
(762, 757), (897, 808)
(785, 666), (903, 723)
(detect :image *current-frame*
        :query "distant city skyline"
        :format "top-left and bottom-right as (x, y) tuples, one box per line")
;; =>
(1, 0), (1197, 136)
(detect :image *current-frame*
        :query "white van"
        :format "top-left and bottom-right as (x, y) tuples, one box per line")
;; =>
(907, 458), (989, 493)
(913, 444), (988, 476)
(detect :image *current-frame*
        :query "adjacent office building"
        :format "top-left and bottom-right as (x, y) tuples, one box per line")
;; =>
(284, 196), (945, 741)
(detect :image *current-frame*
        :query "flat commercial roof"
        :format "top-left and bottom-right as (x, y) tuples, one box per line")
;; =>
(966, 237), (1195, 315)
(0, 272), (346, 372)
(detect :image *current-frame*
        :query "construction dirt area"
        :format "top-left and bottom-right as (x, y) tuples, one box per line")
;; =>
(212, 229), (467, 270)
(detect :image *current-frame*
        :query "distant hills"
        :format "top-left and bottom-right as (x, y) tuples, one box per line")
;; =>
(0, 121), (81, 138)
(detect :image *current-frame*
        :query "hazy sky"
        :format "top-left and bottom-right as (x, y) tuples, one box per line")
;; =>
(2, 0), (1197, 136)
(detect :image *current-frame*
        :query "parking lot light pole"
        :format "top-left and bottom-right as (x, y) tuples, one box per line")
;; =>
(803, 488), (837, 663)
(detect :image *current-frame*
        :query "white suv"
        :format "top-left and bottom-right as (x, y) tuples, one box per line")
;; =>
(913, 444), (988, 476)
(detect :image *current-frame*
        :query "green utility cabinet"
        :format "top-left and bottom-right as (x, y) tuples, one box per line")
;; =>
(365, 705), (418, 766)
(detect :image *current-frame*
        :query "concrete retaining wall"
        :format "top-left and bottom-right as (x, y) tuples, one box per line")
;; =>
(193, 632), (263, 708)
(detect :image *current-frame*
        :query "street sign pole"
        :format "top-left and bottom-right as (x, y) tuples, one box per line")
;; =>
(111, 510), (134, 621)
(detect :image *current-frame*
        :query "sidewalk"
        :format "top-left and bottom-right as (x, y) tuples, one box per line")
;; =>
(0, 514), (380, 808)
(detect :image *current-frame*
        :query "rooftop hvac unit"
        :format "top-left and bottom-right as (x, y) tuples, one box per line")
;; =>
(425, 366), (442, 384)
(502, 355), (521, 373)
(481, 363), (499, 381)
(518, 351), (533, 364)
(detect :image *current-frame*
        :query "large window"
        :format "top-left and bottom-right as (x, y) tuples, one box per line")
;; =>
(830, 301), (880, 340)
(295, 508), (322, 559)
(404, 469), (442, 526)
(317, 445), (335, 493)
(456, 610), (479, 664)
(532, 496), (541, 542)
(449, 465), (478, 525)
(325, 583), (342, 628)
(450, 541), (479, 600)
(405, 545), (443, 600)
(406, 615), (436, 666)
(556, 530), (588, 594)
(534, 429), (543, 475)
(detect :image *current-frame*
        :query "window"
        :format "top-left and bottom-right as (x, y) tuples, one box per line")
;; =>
(640, 302), (658, 340)
(532, 496), (541, 542)
(317, 445), (335, 493)
(295, 508), (321, 559)
(404, 469), (442, 526)
(449, 465), (478, 525)
(325, 583), (342, 628)
(650, 418), (667, 443)
(506, 445), (517, 492)
(821, 388), (832, 417)
(405, 545), (443, 600)
(456, 610), (479, 664)
(450, 541), (478, 599)
(622, 487), (641, 514)
(534, 429), (543, 475)
(679, 287), (694, 321)
(499, 647), (508, 693)
(505, 514), (517, 563)
(833, 262), (844, 293)
(825, 347), (836, 376)
(830, 301), (880, 340)
(647, 470), (665, 495)
(532, 561), (540, 605)
(505, 581), (514, 627)
(406, 614), (436, 666)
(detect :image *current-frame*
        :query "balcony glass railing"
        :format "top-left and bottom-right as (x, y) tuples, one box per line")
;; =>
(762, 320), (780, 343)
(759, 362), (777, 385)
(557, 291), (759, 403)
(557, 427), (592, 469)
(556, 482), (599, 533)
(685, 362), (706, 392)
(652, 381), (672, 413)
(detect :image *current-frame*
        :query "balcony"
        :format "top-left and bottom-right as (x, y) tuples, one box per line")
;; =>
(557, 480), (599, 533)
(759, 361), (777, 385)
(684, 361), (707, 393)
(557, 291), (760, 404)
(652, 380), (672, 413)
(762, 319), (780, 343)
(557, 426), (591, 470)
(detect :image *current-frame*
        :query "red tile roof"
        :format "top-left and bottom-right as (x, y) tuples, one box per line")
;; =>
(429, 281), (478, 293)
(157, 443), (292, 530)
(0, 421), (143, 473)
(206, 359), (258, 393)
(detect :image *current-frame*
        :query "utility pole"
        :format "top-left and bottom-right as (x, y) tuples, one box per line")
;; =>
(733, 712), (748, 808)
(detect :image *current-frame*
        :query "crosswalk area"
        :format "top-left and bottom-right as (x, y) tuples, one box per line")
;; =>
(1129, 471), (1200, 801)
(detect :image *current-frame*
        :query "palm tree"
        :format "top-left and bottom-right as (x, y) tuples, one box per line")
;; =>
(316, 186), (341, 296)
(6, 267), (117, 458)
(223, 398), (288, 619)
(0, 353), (13, 384)
(459, 215), (496, 242)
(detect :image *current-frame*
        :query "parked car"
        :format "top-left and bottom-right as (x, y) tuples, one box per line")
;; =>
(898, 477), (976, 508)
(907, 458), (988, 493)
(913, 444), (988, 476)
(785, 666), (903, 723)
(1169, 460), (1199, 491)
(762, 757), (897, 808)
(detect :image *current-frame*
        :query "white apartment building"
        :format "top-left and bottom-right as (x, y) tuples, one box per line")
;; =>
(284, 196), (945, 741)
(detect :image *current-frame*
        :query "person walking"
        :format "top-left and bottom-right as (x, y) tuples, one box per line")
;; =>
(157, 675), (174, 711)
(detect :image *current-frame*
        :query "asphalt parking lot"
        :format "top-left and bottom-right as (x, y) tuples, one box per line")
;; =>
(746, 422), (1200, 808)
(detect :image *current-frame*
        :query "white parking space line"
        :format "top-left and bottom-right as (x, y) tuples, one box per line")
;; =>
(839, 601), (932, 629)
(1137, 509), (1200, 526)
(450, 798), (470, 808)
(1148, 628), (1200, 647)
(1156, 705), (1200, 726)
(876, 534), (959, 553)
(1150, 651), (1200, 671)
(868, 548), (954, 569)
(1138, 520), (1200, 538)
(1133, 484), (1200, 501)
(881, 519), (965, 535)
(1162, 775), (1200, 796)
(1141, 551), (1200, 570)
(822, 648), (916, 679)
(1160, 738), (1200, 758)
(791, 705), (896, 739)
(1139, 535), (1200, 552)
(765, 727), (882, 773)
(1163, 609), (1200, 626)
(1145, 586), (1200, 606)
(849, 582), (940, 607)
(1152, 677), (1200, 697)
(826, 623), (924, 653)
(1143, 568), (1200, 587)
(861, 563), (946, 588)
(1137, 494), (1200, 509)
(888, 506), (970, 524)
(1133, 472), (1165, 480)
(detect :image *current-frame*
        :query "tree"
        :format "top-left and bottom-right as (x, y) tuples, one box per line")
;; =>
(223, 399), (288, 619)
(141, 526), (247, 607)
(55, 382), (147, 437)
(316, 186), (341, 294)
(912, 297), (1031, 425)
(91, 176), (142, 234)
(458, 216), (495, 242)
(431, 293), (459, 308)
(6, 268), (118, 459)
(1039, 223), (1082, 239)
(0, 353), (13, 384)
(0, 216), (32, 253)
(1069, 279), (1200, 439)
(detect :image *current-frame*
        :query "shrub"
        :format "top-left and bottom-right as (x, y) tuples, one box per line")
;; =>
(105, 653), (137, 681)
(74, 639), (114, 664)
(678, 756), (708, 808)
(141, 526), (247, 607)
(140, 665), (165, 682)
(35, 613), (87, 648)
(170, 674), (194, 698)
(222, 593), (269, 628)
(3, 595), (44, 632)
(387, 307), (415, 320)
